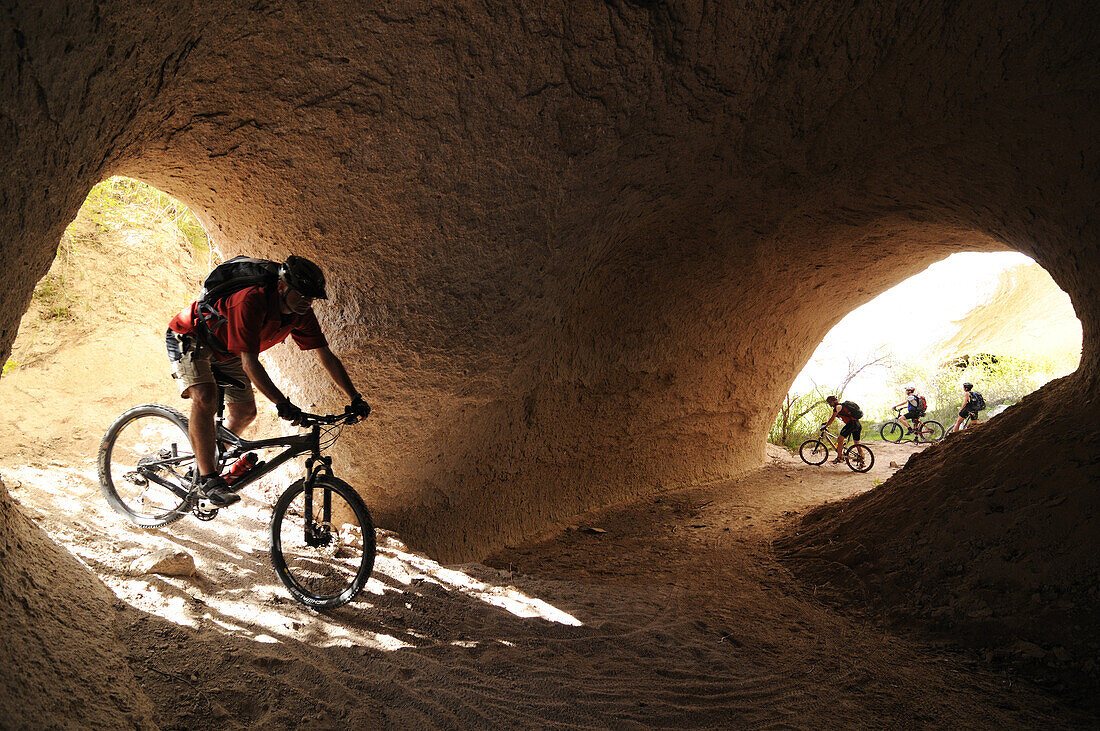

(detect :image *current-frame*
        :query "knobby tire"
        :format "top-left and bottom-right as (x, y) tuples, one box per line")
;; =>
(98, 404), (194, 528)
(845, 444), (874, 473)
(880, 421), (904, 443)
(799, 439), (829, 466)
(270, 476), (376, 610)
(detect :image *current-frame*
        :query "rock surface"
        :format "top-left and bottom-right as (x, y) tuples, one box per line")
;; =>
(0, 478), (156, 728)
(129, 549), (197, 578)
(0, 1), (1098, 724)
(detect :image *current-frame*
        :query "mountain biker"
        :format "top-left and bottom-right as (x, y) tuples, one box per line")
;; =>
(822, 395), (862, 463)
(892, 385), (924, 434)
(949, 381), (980, 434)
(166, 255), (371, 507)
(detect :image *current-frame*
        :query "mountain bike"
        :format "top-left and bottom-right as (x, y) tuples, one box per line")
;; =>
(799, 427), (875, 472)
(97, 389), (375, 610)
(880, 407), (945, 443)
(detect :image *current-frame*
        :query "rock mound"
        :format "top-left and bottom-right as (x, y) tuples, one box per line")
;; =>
(778, 375), (1100, 703)
(0, 479), (156, 728)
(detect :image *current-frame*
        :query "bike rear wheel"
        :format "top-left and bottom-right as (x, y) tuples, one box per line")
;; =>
(270, 476), (376, 609)
(98, 404), (194, 527)
(845, 444), (875, 473)
(880, 421), (904, 443)
(799, 439), (830, 466)
(916, 420), (945, 443)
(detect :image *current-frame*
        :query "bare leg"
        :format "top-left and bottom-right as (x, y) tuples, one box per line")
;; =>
(224, 401), (258, 437)
(186, 383), (219, 476)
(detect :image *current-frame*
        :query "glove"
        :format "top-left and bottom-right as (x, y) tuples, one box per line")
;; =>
(276, 400), (303, 422)
(821, 422), (828, 429)
(346, 395), (371, 418)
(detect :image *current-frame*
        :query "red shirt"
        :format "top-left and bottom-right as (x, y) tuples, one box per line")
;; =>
(836, 405), (856, 423)
(169, 285), (327, 359)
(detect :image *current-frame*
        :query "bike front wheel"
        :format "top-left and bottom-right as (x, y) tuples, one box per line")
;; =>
(916, 420), (945, 443)
(799, 439), (829, 466)
(270, 476), (376, 610)
(98, 404), (194, 527)
(845, 444), (875, 473)
(880, 421), (904, 443)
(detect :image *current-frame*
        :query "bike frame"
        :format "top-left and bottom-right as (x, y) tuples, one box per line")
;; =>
(137, 419), (336, 507)
(816, 428), (841, 452)
(890, 409), (927, 439)
(819, 428), (868, 454)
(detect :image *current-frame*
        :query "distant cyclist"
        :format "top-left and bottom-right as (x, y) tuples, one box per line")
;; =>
(892, 385), (925, 434)
(948, 381), (983, 434)
(166, 255), (371, 508)
(823, 395), (863, 463)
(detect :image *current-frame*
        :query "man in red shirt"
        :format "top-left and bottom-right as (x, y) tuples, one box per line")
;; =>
(822, 395), (862, 464)
(166, 256), (369, 507)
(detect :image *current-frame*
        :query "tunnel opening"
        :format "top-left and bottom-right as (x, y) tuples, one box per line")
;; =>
(0, 175), (586, 675)
(773, 253), (1097, 705)
(770, 250), (1082, 450)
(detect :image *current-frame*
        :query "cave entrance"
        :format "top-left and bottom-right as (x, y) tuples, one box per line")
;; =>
(0, 177), (587, 641)
(0, 176), (216, 466)
(770, 252), (1082, 448)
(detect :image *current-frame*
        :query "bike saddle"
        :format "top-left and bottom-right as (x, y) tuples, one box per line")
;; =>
(212, 371), (249, 390)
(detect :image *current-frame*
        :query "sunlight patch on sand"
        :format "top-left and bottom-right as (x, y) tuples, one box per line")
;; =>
(380, 539), (583, 627)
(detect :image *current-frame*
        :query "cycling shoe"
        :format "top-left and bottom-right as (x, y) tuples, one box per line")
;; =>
(196, 475), (240, 508)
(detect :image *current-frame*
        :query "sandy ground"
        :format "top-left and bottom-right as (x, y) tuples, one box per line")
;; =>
(0, 434), (1092, 728)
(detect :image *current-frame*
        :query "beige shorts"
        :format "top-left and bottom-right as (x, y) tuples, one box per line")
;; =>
(167, 332), (255, 404)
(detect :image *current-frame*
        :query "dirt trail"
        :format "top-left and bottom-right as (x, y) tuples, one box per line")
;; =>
(0, 437), (1091, 728)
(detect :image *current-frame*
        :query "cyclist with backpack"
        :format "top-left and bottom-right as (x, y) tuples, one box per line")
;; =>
(823, 396), (863, 463)
(166, 255), (371, 508)
(949, 381), (985, 434)
(892, 385), (926, 434)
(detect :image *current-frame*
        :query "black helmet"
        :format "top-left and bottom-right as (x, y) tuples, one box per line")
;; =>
(825, 395), (838, 404)
(962, 382), (973, 390)
(279, 255), (327, 299)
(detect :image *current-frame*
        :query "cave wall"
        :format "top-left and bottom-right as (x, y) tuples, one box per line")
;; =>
(2, 1), (1096, 564)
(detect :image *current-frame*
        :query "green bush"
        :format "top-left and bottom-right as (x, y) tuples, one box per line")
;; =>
(71, 176), (210, 254)
(769, 388), (837, 450)
(888, 352), (1079, 426)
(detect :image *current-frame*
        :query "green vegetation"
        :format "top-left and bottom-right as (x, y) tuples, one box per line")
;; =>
(2, 359), (17, 376)
(769, 389), (835, 450)
(768, 349), (1079, 449)
(768, 352), (891, 450)
(31, 237), (78, 321)
(73, 176), (210, 254)
(29, 177), (211, 323)
(886, 352), (1080, 426)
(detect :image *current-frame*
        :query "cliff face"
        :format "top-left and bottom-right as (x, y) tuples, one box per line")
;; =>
(936, 263), (1082, 362)
(0, 1), (1097, 721)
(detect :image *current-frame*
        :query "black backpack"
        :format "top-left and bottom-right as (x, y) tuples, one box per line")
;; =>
(969, 391), (986, 410)
(194, 256), (281, 355)
(200, 256), (280, 304)
(842, 400), (863, 419)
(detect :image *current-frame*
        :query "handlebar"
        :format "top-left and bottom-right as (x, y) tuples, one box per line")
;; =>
(295, 411), (364, 427)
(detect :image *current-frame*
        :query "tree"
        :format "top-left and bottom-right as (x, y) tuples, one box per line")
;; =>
(769, 350), (892, 449)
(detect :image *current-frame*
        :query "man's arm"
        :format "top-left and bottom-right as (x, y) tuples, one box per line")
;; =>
(240, 352), (290, 406)
(313, 346), (361, 401)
